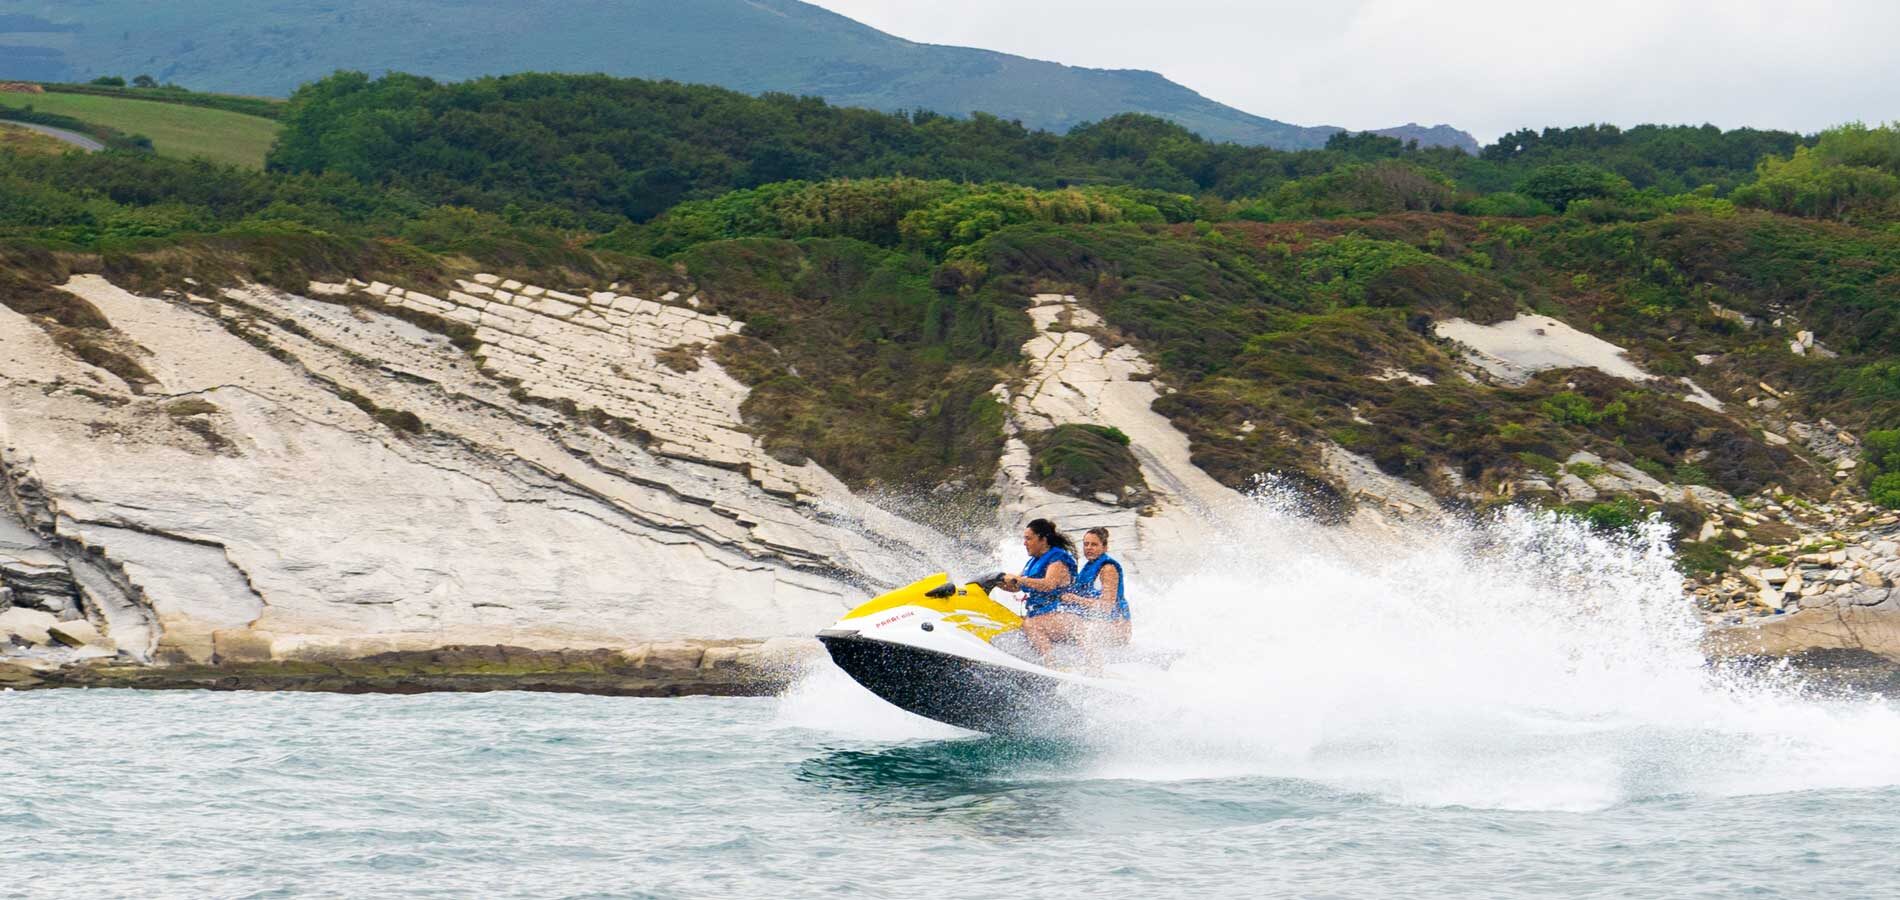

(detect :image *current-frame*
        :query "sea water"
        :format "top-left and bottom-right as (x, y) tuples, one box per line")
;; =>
(6, 503), (1900, 898)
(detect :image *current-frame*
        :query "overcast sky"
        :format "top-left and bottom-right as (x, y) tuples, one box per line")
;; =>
(806, 0), (1900, 143)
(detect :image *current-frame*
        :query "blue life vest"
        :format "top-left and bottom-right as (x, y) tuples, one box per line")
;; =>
(1019, 547), (1077, 617)
(1072, 554), (1131, 621)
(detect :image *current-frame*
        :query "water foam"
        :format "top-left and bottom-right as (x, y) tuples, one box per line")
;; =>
(779, 492), (1900, 811)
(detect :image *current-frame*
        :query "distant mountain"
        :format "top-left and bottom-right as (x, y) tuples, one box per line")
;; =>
(1370, 123), (1481, 155)
(0, 0), (1477, 151)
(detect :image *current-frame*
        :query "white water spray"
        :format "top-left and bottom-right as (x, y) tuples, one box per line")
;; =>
(780, 491), (1900, 811)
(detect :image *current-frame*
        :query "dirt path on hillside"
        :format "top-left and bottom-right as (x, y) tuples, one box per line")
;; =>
(4, 120), (104, 151)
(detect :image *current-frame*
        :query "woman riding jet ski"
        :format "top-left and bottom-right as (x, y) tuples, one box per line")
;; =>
(815, 522), (1154, 736)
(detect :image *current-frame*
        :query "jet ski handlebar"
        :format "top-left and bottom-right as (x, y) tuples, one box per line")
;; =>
(922, 572), (1010, 598)
(969, 571), (1009, 592)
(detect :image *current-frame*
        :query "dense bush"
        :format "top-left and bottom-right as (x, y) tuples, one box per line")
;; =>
(1865, 430), (1900, 508)
(1026, 424), (1145, 502)
(1734, 123), (1900, 224)
(4, 69), (1897, 518)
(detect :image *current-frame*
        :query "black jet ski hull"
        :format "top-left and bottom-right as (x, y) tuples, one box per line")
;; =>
(819, 633), (1099, 737)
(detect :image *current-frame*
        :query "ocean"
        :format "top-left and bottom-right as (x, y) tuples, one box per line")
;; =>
(6, 506), (1898, 898)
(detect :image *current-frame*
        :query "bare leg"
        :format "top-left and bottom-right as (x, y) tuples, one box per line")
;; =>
(1023, 613), (1083, 665)
(1023, 615), (1057, 658)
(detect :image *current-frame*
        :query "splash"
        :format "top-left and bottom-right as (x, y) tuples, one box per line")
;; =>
(779, 491), (1900, 811)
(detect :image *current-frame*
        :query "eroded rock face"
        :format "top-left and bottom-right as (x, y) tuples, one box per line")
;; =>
(1709, 600), (1900, 664)
(0, 274), (947, 669)
(6, 273), (1895, 689)
(997, 294), (1243, 556)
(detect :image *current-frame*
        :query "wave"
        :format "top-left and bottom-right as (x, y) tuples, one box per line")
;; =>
(778, 492), (1900, 811)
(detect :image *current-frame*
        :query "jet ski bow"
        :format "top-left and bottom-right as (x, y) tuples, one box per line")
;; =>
(816, 572), (1139, 736)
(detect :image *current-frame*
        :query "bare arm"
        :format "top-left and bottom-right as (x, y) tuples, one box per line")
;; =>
(1092, 565), (1119, 613)
(1017, 561), (1070, 592)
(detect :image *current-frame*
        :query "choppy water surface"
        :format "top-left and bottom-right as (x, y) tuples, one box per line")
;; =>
(7, 504), (1900, 897)
(1, 688), (1895, 899)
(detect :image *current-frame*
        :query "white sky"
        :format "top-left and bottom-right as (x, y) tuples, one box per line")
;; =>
(807, 0), (1900, 143)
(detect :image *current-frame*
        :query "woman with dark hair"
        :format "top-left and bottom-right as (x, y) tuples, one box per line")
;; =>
(1062, 526), (1131, 648)
(999, 518), (1079, 663)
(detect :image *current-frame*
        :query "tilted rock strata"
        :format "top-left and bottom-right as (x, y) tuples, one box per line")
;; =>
(0, 637), (824, 696)
(3, 273), (1896, 687)
(0, 274), (943, 675)
(998, 294), (1244, 556)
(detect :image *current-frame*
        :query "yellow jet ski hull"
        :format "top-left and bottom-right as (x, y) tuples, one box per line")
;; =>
(816, 572), (1128, 736)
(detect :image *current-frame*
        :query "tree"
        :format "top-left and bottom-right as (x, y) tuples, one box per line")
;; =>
(132, 75), (158, 89)
(1517, 163), (1631, 211)
(1733, 123), (1900, 223)
(89, 76), (125, 87)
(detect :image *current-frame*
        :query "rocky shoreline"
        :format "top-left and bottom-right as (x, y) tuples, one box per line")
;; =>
(3, 272), (1897, 698)
(0, 639), (820, 696)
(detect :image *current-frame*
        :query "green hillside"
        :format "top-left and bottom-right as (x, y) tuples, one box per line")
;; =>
(0, 121), (72, 154)
(0, 89), (278, 167)
(0, 0), (1471, 151)
(1, 70), (1894, 560)
(262, 73), (1801, 225)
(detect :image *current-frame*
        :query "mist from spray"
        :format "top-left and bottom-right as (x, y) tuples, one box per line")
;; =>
(779, 489), (1900, 811)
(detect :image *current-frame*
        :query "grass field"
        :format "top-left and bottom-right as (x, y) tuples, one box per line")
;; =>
(0, 92), (279, 168)
(0, 122), (79, 156)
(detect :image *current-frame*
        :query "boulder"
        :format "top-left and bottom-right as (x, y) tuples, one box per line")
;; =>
(1711, 603), (1900, 662)
(642, 641), (707, 672)
(46, 619), (112, 651)
(0, 606), (57, 646)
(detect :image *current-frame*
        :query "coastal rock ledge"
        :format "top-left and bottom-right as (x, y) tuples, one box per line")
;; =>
(3, 272), (1897, 693)
(0, 639), (822, 695)
(0, 272), (934, 692)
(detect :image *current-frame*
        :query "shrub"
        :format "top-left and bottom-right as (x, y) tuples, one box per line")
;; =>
(1865, 429), (1900, 470)
(1025, 424), (1146, 502)
(1872, 471), (1900, 509)
(1573, 497), (1644, 532)
(164, 398), (219, 417)
(1517, 164), (1632, 212)
(373, 407), (425, 433)
(1863, 430), (1900, 508)
(1541, 391), (1601, 426)
(1456, 191), (1555, 217)
(1676, 540), (1735, 576)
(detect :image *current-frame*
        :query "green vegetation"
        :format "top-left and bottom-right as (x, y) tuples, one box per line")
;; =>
(264, 73), (1798, 228)
(0, 71), (1895, 529)
(0, 90), (278, 167)
(0, 0), (1452, 150)
(618, 178), (1190, 259)
(1735, 122), (1900, 225)
(1676, 540), (1738, 576)
(1570, 497), (1646, 532)
(0, 123), (74, 156)
(697, 238), (1021, 491)
(1026, 424), (1146, 503)
(48, 82), (284, 119)
(1865, 430), (1900, 508)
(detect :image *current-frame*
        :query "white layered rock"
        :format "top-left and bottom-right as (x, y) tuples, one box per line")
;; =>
(0, 275), (944, 666)
(995, 294), (1243, 555)
(1436, 313), (1722, 411)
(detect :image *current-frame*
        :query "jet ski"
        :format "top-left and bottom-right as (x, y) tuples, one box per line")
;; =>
(816, 572), (1147, 737)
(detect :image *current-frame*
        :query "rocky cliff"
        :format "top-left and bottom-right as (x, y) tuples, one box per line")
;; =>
(1, 269), (1895, 692)
(0, 272), (974, 688)
(0, 270), (1269, 691)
